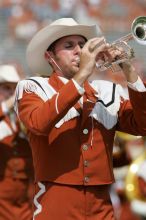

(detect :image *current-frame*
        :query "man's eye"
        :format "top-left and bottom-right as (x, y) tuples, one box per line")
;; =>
(65, 44), (72, 48)
(80, 44), (84, 48)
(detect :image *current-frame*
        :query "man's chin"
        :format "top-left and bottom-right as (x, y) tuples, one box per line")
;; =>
(72, 66), (79, 73)
(63, 66), (79, 79)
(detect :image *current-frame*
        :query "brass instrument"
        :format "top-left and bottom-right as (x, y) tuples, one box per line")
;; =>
(97, 16), (146, 71)
(125, 150), (146, 202)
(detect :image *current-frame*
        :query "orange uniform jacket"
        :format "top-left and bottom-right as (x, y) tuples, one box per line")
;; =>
(0, 105), (34, 205)
(16, 72), (146, 185)
(0, 105), (33, 180)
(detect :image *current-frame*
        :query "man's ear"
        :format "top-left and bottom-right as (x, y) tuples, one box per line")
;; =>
(44, 51), (55, 63)
(44, 51), (51, 61)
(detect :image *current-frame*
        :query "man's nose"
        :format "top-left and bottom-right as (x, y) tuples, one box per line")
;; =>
(74, 45), (82, 54)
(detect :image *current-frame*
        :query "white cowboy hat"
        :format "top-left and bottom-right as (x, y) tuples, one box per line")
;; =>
(0, 65), (20, 84)
(26, 17), (102, 75)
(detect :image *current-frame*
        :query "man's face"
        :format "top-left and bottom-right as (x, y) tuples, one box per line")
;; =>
(49, 35), (86, 79)
(0, 83), (16, 101)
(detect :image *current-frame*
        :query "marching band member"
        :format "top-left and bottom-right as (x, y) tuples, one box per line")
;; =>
(15, 18), (146, 220)
(0, 65), (34, 220)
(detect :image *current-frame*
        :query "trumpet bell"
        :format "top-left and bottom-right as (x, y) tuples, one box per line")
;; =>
(125, 151), (146, 202)
(132, 16), (146, 45)
(96, 16), (146, 72)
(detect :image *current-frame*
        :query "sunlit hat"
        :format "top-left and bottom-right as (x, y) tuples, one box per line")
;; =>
(26, 17), (102, 75)
(0, 65), (20, 84)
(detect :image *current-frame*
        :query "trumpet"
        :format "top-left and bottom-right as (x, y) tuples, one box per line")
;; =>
(97, 16), (146, 71)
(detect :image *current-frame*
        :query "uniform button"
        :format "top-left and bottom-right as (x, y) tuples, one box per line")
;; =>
(82, 144), (89, 151)
(84, 176), (89, 183)
(83, 129), (88, 134)
(84, 160), (89, 167)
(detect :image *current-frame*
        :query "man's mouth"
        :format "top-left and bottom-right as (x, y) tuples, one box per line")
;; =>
(72, 57), (80, 67)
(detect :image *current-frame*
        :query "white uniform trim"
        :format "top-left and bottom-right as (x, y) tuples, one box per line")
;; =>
(1, 102), (9, 114)
(33, 182), (46, 220)
(14, 77), (80, 128)
(15, 77), (55, 103)
(55, 92), (59, 114)
(14, 76), (128, 130)
(137, 160), (146, 181)
(0, 121), (13, 140)
(89, 80), (128, 129)
(131, 199), (146, 217)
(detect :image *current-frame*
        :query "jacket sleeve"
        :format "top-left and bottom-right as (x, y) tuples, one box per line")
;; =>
(117, 87), (146, 136)
(18, 80), (82, 135)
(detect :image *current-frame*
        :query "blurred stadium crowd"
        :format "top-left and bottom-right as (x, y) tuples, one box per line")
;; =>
(0, 0), (146, 76)
(0, 1), (146, 220)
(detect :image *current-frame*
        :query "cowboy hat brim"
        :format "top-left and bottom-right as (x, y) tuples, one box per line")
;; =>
(0, 65), (20, 84)
(26, 23), (101, 75)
